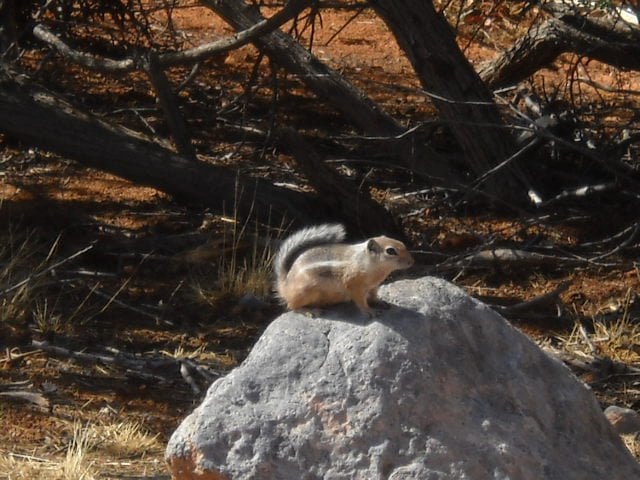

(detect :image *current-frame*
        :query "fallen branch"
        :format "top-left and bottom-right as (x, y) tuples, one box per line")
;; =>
(543, 345), (640, 381)
(494, 281), (569, 316)
(32, 340), (222, 392)
(179, 361), (202, 395)
(459, 248), (580, 268)
(0, 381), (50, 410)
(0, 390), (50, 410)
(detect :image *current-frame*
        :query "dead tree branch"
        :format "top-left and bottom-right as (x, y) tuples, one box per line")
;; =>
(494, 281), (569, 316)
(144, 50), (196, 160)
(201, 0), (455, 182)
(0, 69), (326, 226)
(32, 340), (221, 392)
(32, 0), (311, 72)
(479, 3), (640, 89)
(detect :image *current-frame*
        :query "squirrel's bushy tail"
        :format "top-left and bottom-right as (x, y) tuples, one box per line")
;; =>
(274, 224), (346, 280)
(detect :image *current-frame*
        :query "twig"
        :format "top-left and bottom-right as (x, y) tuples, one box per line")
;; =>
(182, 358), (219, 383)
(0, 380), (32, 391)
(0, 243), (94, 297)
(0, 349), (41, 365)
(540, 182), (617, 207)
(470, 137), (540, 192)
(587, 223), (640, 262)
(578, 222), (640, 248)
(578, 323), (598, 356)
(176, 62), (201, 93)
(322, 4), (366, 46)
(576, 76), (640, 96)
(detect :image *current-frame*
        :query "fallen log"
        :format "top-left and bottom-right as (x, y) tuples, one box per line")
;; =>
(0, 69), (322, 226)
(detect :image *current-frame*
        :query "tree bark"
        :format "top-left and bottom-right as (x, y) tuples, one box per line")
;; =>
(479, 6), (640, 89)
(368, 0), (529, 200)
(201, 0), (456, 183)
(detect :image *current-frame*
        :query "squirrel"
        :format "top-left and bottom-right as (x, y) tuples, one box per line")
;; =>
(274, 223), (414, 314)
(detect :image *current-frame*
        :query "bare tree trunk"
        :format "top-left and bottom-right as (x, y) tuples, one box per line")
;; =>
(201, 0), (456, 183)
(368, 0), (529, 200)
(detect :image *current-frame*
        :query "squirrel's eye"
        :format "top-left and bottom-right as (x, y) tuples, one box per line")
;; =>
(385, 247), (397, 255)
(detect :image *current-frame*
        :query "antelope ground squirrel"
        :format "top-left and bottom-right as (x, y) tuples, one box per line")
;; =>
(274, 224), (414, 314)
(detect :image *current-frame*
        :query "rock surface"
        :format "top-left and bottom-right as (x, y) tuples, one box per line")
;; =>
(166, 277), (640, 479)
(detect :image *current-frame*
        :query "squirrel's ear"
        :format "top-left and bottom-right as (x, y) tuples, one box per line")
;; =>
(367, 238), (382, 253)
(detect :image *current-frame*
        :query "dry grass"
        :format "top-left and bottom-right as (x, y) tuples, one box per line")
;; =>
(215, 217), (277, 299)
(60, 422), (97, 480)
(93, 421), (162, 458)
(0, 452), (55, 479)
(190, 216), (279, 307)
(0, 422), (97, 480)
(562, 288), (640, 365)
(0, 228), (44, 328)
(0, 419), (162, 480)
(0, 227), (93, 339)
(622, 434), (640, 459)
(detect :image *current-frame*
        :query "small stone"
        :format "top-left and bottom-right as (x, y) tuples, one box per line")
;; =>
(605, 405), (640, 435)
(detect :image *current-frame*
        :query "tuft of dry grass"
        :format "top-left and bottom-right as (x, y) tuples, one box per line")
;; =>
(0, 227), (93, 339)
(60, 422), (97, 480)
(0, 419), (162, 479)
(562, 288), (640, 365)
(621, 434), (640, 459)
(0, 228), (44, 330)
(93, 421), (161, 458)
(216, 218), (276, 299)
(0, 422), (97, 480)
(0, 452), (55, 479)
(190, 217), (279, 308)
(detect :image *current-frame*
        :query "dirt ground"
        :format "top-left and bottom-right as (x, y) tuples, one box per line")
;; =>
(1, 2), (640, 478)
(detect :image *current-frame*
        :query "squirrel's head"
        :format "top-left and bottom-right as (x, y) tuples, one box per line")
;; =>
(366, 236), (414, 271)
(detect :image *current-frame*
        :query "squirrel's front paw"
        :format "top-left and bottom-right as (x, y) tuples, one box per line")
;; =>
(369, 298), (391, 310)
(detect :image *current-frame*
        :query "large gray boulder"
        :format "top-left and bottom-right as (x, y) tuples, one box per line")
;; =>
(166, 277), (640, 479)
